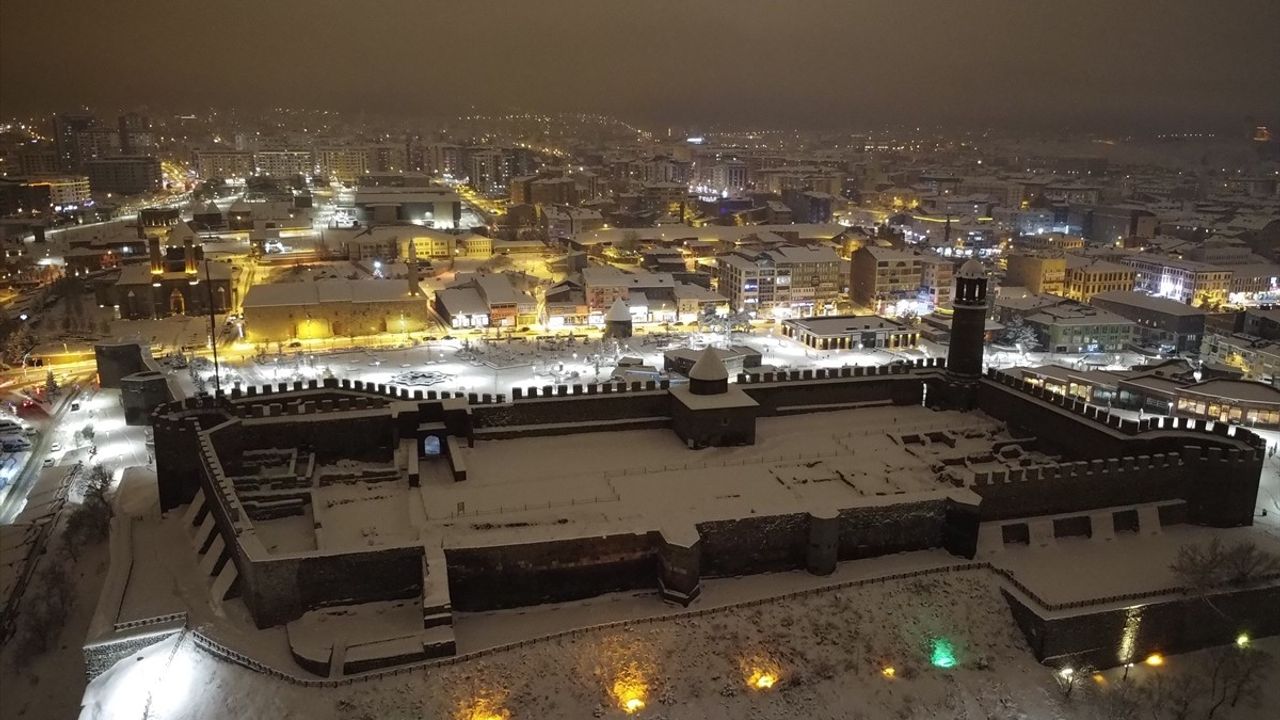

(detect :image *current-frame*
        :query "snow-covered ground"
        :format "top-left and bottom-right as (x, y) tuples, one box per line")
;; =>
(76, 569), (1280, 720)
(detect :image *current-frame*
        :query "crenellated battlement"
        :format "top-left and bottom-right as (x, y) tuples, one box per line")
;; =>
(983, 368), (1265, 457)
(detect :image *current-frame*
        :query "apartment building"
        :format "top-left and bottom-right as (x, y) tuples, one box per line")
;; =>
(717, 245), (841, 316)
(1063, 255), (1136, 302)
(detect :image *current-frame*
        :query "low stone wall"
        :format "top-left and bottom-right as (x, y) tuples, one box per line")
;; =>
(83, 622), (186, 679)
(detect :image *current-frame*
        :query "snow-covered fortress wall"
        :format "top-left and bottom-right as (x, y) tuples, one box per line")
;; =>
(972, 369), (1262, 527)
(148, 363), (1261, 629)
(1003, 580), (1280, 668)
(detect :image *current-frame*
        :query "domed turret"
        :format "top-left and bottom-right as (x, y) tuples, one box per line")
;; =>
(688, 346), (729, 395)
(958, 258), (985, 280)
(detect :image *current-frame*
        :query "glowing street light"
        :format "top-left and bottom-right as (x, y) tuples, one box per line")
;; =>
(1236, 633), (1251, 649)
(881, 666), (896, 678)
(1144, 653), (1164, 667)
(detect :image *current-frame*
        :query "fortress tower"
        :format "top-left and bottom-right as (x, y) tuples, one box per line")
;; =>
(946, 258), (988, 381)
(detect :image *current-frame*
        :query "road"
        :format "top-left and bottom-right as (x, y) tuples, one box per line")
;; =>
(0, 387), (78, 523)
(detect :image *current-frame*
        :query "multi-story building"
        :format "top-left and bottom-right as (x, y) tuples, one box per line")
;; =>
(919, 255), (955, 311)
(365, 144), (408, 173)
(530, 177), (577, 206)
(1070, 204), (1158, 244)
(1062, 255), (1136, 303)
(118, 112), (154, 155)
(316, 147), (369, 182)
(1227, 263), (1280, 303)
(1014, 232), (1085, 253)
(15, 172), (90, 208)
(428, 143), (464, 178)
(717, 245), (841, 317)
(255, 149), (314, 178)
(52, 113), (96, 169)
(76, 127), (122, 161)
(1005, 253), (1066, 296)
(195, 148), (256, 180)
(641, 182), (687, 214)
(580, 266), (726, 323)
(1023, 301), (1135, 353)
(84, 156), (162, 195)
(435, 273), (538, 329)
(850, 246), (923, 309)
(1089, 290), (1206, 352)
(782, 190), (835, 224)
(640, 155), (690, 184)
(468, 148), (507, 193)
(542, 206), (604, 239)
(1120, 255), (1231, 308)
(711, 160), (747, 191)
(1202, 332), (1280, 382)
(16, 146), (61, 175)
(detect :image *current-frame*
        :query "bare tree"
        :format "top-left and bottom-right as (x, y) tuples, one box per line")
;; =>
(1220, 542), (1280, 587)
(64, 464), (113, 559)
(1131, 645), (1272, 720)
(1171, 539), (1280, 591)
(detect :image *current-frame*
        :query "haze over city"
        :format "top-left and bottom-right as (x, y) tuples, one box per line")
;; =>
(1, 2), (1279, 720)
(3, 0), (1278, 130)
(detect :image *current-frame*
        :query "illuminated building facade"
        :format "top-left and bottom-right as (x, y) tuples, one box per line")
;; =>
(1120, 255), (1231, 308)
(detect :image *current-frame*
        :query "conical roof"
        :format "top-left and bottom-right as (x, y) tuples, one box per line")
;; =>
(201, 201), (221, 215)
(958, 258), (985, 280)
(604, 297), (631, 323)
(688, 346), (728, 382)
(168, 221), (198, 244)
(228, 198), (251, 213)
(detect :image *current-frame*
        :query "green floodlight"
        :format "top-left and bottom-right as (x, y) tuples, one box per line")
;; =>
(930, 638), (957, 669)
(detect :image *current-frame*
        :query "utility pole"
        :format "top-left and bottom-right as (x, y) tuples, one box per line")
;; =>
(204, 258), (221, 395)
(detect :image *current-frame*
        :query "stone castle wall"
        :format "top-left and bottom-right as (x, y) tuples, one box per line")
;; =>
(146, 360), (1265, 628)
(444, 532), (657, 611)
(1003, 582), (1280, 668)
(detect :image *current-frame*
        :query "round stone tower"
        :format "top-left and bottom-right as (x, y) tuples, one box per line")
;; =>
(688, 346), (729, 395)
(946, 258), (988, 381)
(603, 298), (633, 339)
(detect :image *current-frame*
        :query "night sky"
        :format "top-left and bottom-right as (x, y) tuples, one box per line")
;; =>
(1, 0), (1277, 130)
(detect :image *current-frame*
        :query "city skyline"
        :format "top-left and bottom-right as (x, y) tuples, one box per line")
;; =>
(2, 0), (1278, 131)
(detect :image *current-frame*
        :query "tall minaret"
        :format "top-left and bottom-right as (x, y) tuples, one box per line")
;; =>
(946, 258), (988, 381)
(406, 239), (420, 295)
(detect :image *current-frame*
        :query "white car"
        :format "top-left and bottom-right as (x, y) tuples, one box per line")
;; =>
(49, 442), (62, 452)
(42, 457), (55, 468)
